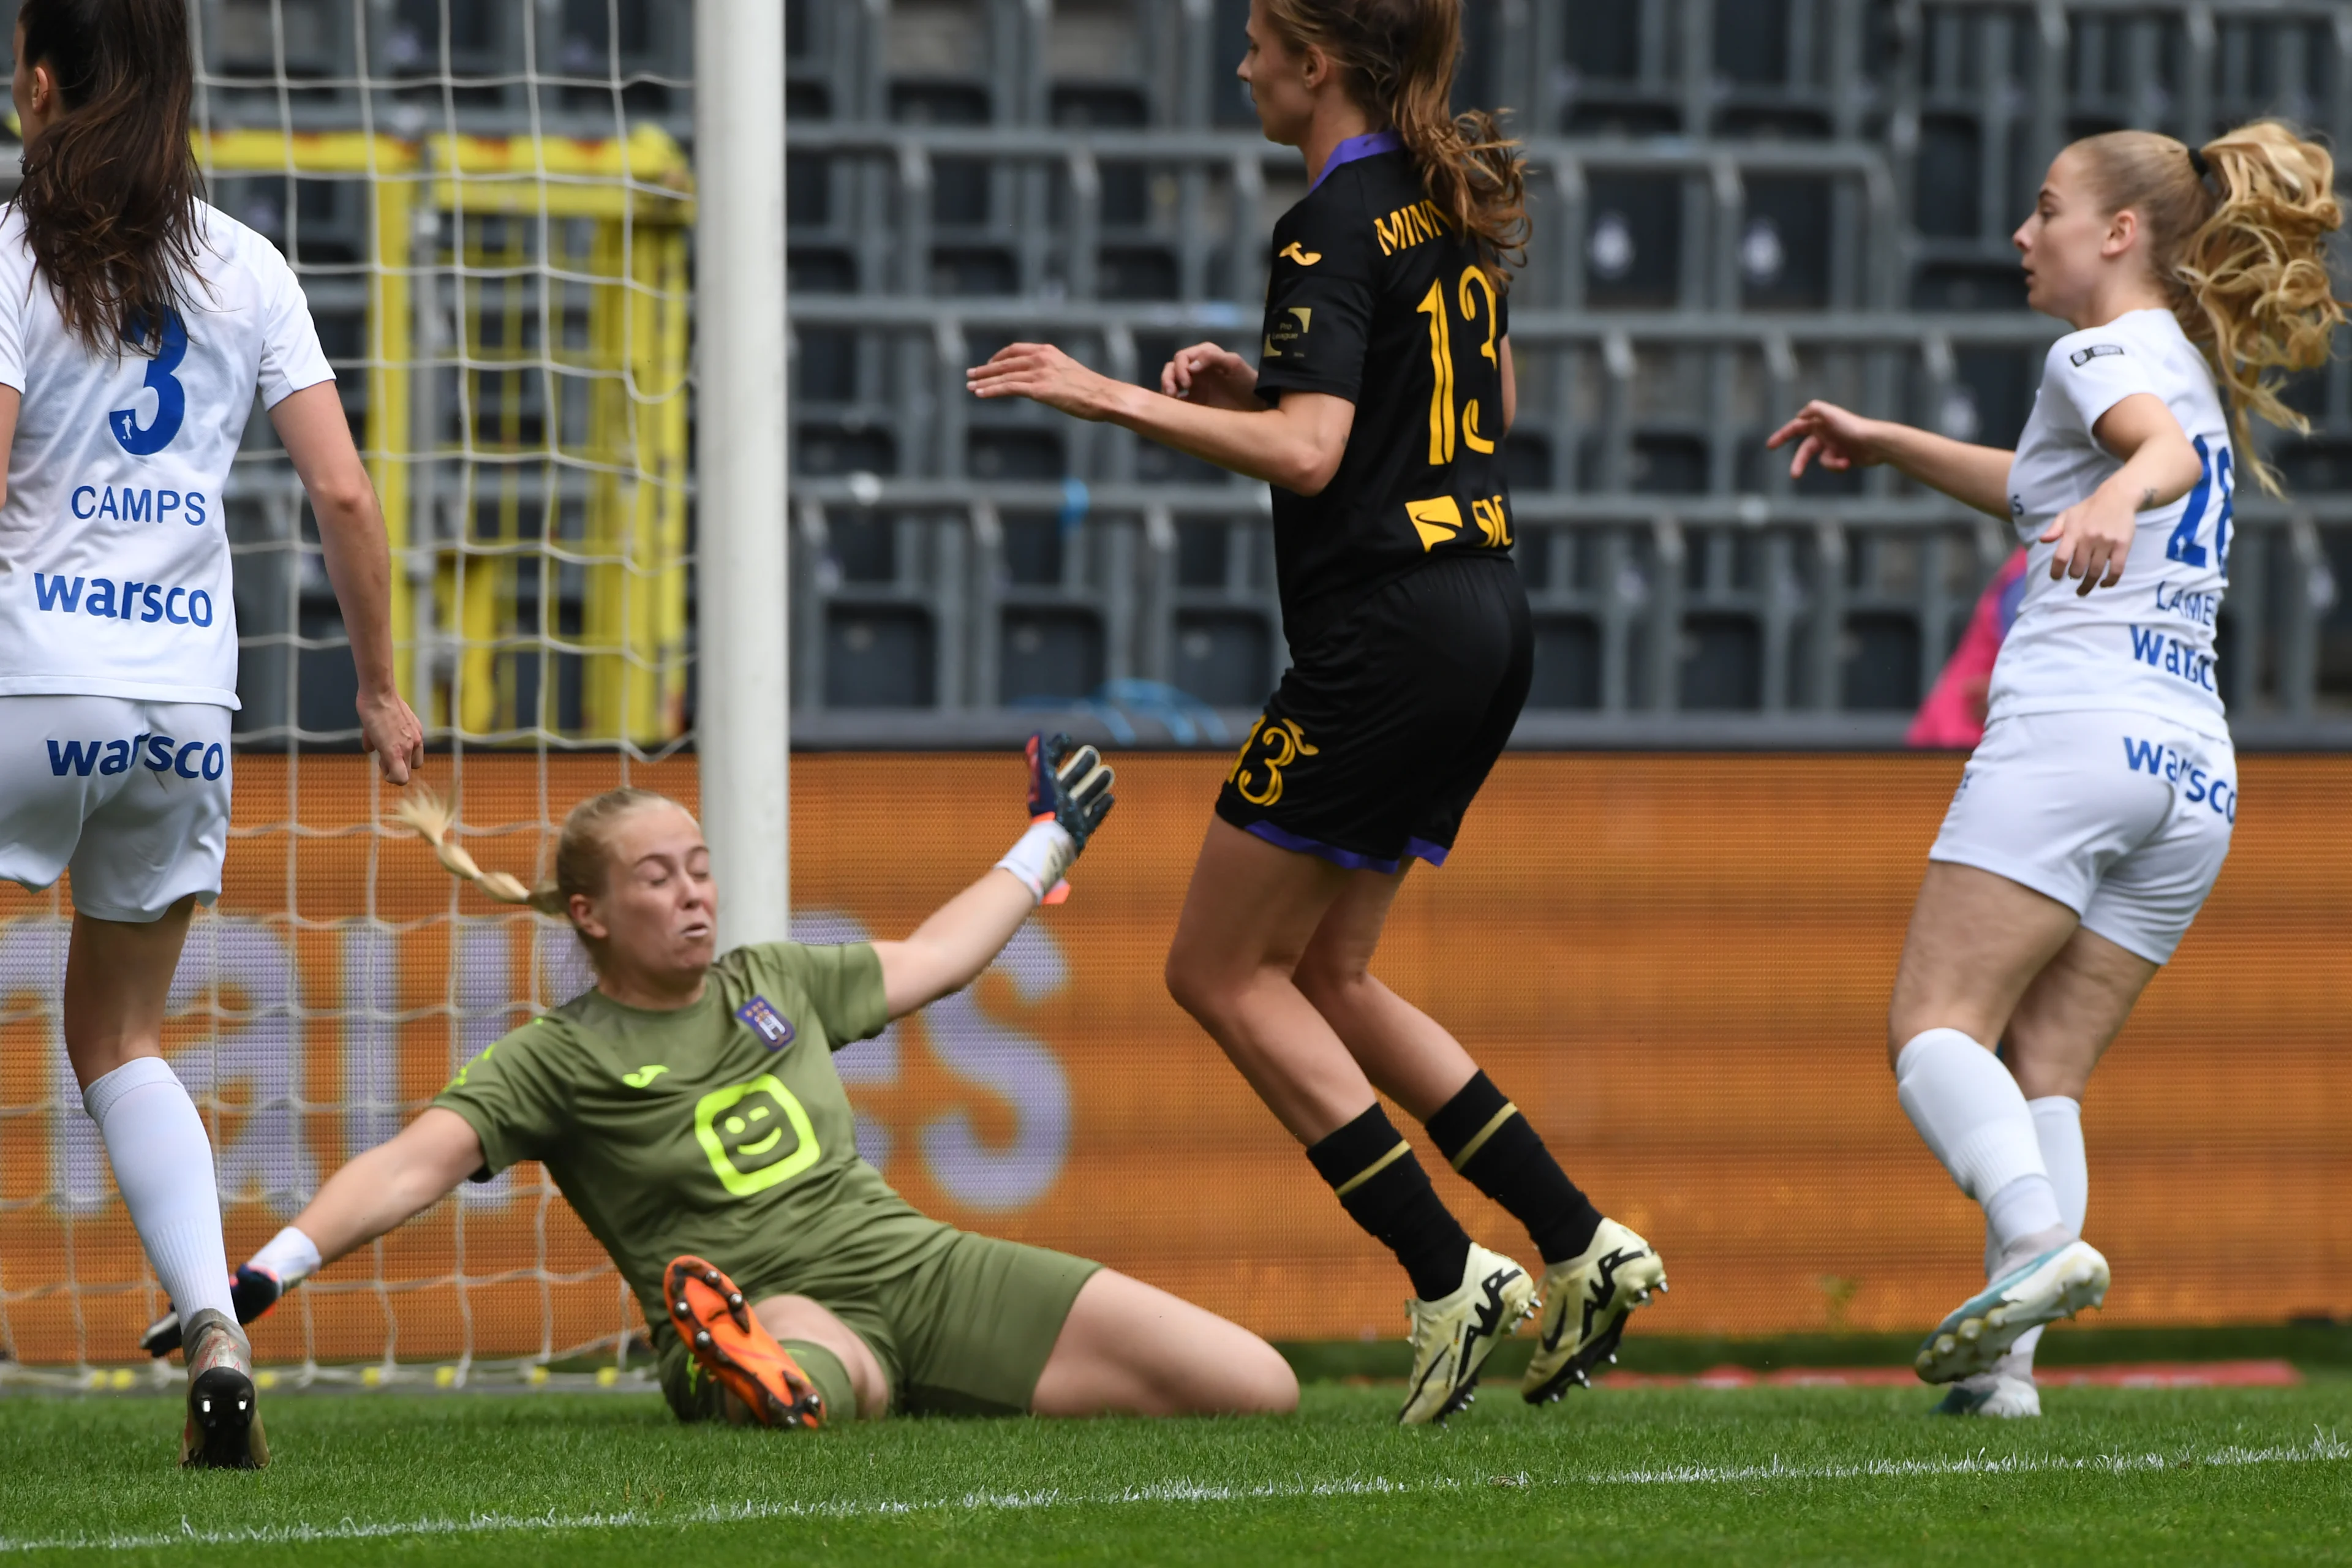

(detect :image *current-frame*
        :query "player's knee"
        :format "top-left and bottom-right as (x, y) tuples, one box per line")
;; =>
(1231, 1341), (1299, 1415)
(2003, 1036), (2092, 1102)
(1291, 953), (1364, 1018)
(1162, 941), (1227, 1027)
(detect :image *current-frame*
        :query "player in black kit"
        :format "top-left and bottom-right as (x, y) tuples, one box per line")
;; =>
(968, 0), (1662, 1425)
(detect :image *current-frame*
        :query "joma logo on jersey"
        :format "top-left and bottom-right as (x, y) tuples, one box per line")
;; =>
(694, 1076), (820, 1196)
(1374, 200), (1447, 255)
(2070, 343), (2124, 366)
(32, 573), (216, 626)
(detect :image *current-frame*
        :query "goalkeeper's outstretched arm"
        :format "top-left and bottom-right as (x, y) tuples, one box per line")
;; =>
(290, 1109), (486, 1267)
(140, 1109), (483, 1354)
(872, 732), (1116, 1018)
(259, 1112), (483, 1297)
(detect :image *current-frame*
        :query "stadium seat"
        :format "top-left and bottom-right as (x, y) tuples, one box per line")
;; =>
(173, 0), (2351, 740)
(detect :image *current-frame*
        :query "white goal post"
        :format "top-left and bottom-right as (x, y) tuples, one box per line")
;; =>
(693, 0), (792, 948)
(0, 0), (797, 1382)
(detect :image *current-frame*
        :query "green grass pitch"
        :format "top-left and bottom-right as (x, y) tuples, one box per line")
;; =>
(0, 1373), (2344, 1566)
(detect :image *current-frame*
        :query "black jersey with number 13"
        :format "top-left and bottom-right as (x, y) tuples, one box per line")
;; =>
(1253, 146), (1513, 649)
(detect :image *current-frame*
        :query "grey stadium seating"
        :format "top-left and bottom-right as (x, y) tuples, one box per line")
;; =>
(111, 2), (2352, 745)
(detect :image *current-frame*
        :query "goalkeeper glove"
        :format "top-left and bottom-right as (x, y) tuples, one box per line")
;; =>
(138, 1226), (318, 1357)
(997, 732), (1115, 903)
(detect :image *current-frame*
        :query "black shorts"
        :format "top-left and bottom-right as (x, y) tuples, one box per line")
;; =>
(1215, 554), (1530, 872)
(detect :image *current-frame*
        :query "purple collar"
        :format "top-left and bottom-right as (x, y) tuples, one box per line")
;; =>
(1310, 128), (1403, 191)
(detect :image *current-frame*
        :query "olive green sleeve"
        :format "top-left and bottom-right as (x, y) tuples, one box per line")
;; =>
(431, 1016), (575, 1176)
(742, 941), (889, 1050)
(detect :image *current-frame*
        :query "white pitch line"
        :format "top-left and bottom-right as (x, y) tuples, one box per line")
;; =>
(1, 1435), (2342, 1555)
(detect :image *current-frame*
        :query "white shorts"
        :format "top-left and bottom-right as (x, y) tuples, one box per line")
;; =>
(0, 695), (232, 923)
(1929, 710), (2234, 965)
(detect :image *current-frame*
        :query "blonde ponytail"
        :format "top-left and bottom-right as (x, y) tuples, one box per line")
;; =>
(391, 785), (695, 959)
(392, 789), (568, 916)
(2076, 120), (2348, 496)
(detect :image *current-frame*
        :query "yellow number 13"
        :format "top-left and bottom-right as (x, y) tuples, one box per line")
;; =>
(1415, 266), (1501, 466)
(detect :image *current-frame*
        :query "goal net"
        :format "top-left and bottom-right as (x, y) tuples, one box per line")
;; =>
(0, 0), (695, 1387)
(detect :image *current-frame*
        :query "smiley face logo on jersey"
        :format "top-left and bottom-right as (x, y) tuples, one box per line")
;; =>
(693, 1075), (821, 1196)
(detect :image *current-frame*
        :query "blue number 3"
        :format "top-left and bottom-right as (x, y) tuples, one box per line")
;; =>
(108, 311), (188, 456)
(2165, 433), (2234, 572)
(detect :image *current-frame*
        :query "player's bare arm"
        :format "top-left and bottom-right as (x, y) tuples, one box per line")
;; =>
(876, 733), (1114, 1016)
(1158, 339), (1259, 410)
(1766, 399), (2015, 518)
(871, 873), (1038, 1019)
(2041, 391), (2202, 595)
(271, 382), (424, 783)
(287, 1107), (484, 1270)
(968, 342), (1356, 496)
(1152, 313), (1509, 434)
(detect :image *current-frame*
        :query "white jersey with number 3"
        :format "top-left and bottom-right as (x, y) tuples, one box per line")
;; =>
(0, 203), (334, 709)
(1990, 307), (2233, 739)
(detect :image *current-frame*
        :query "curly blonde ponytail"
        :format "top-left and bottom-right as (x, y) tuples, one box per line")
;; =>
(2076, 120), (2348, 496)
(393, 787), (695, 964)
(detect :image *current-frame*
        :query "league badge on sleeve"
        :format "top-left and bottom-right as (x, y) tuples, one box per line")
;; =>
(734, 996), (796, 1050)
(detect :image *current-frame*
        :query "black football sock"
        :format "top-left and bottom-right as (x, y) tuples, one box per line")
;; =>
(1305, 1104), (1472, 1302)
(1427, 1070), (1603, 1265)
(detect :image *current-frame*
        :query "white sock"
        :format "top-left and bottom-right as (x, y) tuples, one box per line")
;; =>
(1894, 1028), (2051, 1205)
(1982, 1173), (2064, 1256)
(1997, 1096), (2088, 1378)
(83, 1058), (235, 1322)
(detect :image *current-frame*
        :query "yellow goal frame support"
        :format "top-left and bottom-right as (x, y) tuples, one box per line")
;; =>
(195, 126), (695, 748)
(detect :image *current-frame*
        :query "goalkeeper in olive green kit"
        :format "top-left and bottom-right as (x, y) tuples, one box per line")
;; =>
(144, 738), (1297, 1428)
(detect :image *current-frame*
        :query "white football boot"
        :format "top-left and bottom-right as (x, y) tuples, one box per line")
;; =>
(1523, 1218), (1667, 1404)
(1397, 1243), (1537, 1426)
(1915, 1239), (2108, 1385)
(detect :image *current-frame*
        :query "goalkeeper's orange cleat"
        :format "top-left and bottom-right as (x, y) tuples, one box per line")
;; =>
(663, 1256), (824, 1430)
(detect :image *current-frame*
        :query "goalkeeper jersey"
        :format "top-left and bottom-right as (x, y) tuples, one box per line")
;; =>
(434, 941), (956, 1326)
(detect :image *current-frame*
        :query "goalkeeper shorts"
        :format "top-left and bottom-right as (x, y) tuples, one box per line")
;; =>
(657, 1227), (1101, 1420)
(1215, 553), (1530, 873)
(0, 695), (232, 922)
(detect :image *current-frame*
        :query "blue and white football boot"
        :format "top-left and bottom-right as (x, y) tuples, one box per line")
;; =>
(1915, 1240), (2108, 1385)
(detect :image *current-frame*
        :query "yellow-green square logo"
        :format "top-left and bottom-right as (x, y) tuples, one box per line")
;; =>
(693, 1075), (820, 1196)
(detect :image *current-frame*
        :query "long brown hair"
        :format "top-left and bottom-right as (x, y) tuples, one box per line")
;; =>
(2072, 121), (2346, 496)
(1266, 0), (1527, 287)
(13, 0), (205, 355)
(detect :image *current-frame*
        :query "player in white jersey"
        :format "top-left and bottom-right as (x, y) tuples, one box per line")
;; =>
(1768, 122), (2343, 1417)
(0, 0), (423, 1465)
